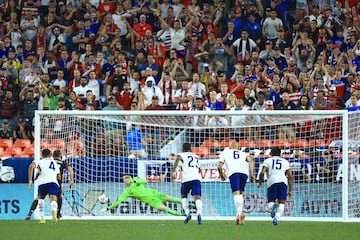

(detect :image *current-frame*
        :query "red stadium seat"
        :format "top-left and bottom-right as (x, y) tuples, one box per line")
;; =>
(13, 139), (32, 149)
(290, 139), (309, 148)
(193, 147), (209, 157)
(0, 139), (13, 149)
(3, 147), (23, 157)
(273, 139), (290, 148)
(201, 139), (219, 148)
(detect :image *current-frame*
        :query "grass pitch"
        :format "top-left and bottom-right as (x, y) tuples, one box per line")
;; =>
(1, 220), (359, 240)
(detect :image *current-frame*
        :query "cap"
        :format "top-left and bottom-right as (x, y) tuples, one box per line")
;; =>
(324, 150), (333, 155)
(86, 102), (94, 106)
(265, 40), (272, 45)
(283, 67), (289, 71)
(8, 46), (15, 52)
(145, 76), (155, 83)
(114, 64), (122, 68)
(108, 95), (116, 100)
(191, 32), (198, 37)
(18, 118), (24, 123)
(152, 95), (159, 100)
(0, 67), (6, 70)
(2, 119), (8, 124)
(195, 95), (203, 100)
(273, 46), (280, 51)
(266, 100), (273, 106)
(58, 97), (65, 101)
(330, 85), (336, 91)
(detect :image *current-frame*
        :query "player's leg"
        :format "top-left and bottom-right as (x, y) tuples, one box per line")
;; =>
(37, 184), (47, 223)
(274, 183), (288, 223)
(48, 183), (60, 224)
(150, 199), (183, 216)
(267, 183), (280, 225)
(229, 173), (245, 224)
(57, 185), (63, 219)
(25, 198), (39, 220)
(180, 182), (192, 223)
(191, 180), (202, 225)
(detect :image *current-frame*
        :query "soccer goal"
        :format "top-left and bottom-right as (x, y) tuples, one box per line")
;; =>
(33, 110), (360, 222)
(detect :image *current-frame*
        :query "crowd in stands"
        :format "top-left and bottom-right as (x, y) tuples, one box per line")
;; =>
(1, 0), (360, 147)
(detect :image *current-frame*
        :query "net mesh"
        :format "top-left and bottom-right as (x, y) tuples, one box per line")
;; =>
(35, 110), (360, 221)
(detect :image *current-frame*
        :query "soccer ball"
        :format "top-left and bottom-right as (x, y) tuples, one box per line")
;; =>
(0, 166), (15, 182)
(98, 194), (108, 204)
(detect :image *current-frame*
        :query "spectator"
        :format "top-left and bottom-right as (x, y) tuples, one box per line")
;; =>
(316, 150), (338, 183)
(230, 29), (257, 65)
(126, 124), (148, 159)
(13, 118), (34, 143)
(0, 119), (14, 141)
(160, 153), (176, 182)
(18, 85), (38, 129)
(158, 71), (177, 109)
(142, 76), (164, 106)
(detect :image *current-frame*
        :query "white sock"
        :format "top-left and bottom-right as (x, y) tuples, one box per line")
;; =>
(267, 202), (275, 213)
(182, 198), (189, 215)
(234, 195), (243, 215)
(38, 199), (44, 219)
(275, 203), (285, 219)
(195, 199), (202, 215)
(51, 200), (58, 213)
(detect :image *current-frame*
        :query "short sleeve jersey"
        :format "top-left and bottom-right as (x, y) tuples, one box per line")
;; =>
(262, 156), (290, 187)
(177, 152), (201, 183)
(219, 148), (250, 177)
(33, 157), (60, 186)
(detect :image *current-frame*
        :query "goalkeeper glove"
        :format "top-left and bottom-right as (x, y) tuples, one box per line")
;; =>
(100, 207), (108, 213)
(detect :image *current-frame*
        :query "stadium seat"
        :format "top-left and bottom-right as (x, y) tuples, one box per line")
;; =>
(201, 139), (220, 148)
(256, 139), (272, 149)
(22, 147), (34, 157)
(220, 139), (236, 148)
(13, 139), (32, 149)
(2, 147), (23, 157)
(273, 139), (291, 148)
(0, 147), (4, 155)
(0, 139), (13, 149)
(193, 147), (209, 157)
(238, 139), (255, 148)
(290, 139), (309, 148)
(308, 139), (326, 148)
(47, 139), (66, 152)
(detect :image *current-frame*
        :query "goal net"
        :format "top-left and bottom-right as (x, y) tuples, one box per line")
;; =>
(33, 110), (360, 222)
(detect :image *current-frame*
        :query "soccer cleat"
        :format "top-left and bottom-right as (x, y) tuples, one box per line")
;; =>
(197, 214), (202, 225)
(52, 210), (57, 224)
(188, 203), (197, 210)
(271, 205), (277, 218)
(57, 212), (62, 219)
(235, 215), (240, 225)
(184, 213), (191, 224)
(39, 219), (46, 224)
(272, 217), (279, 226)
(25, 215), (31, 221)
(239, 212), (245, 225)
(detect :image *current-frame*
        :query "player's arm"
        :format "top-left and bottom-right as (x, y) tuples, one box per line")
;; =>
(27, 162), (36, 189)
(172, 155), (181, 179)
(102, 191), (129, 212)
(66, 165), (75, 186)
(257, 165), (267, 188)
(286, 169), (293, 197)
(133, 177), (147, 185)
(217, 161), (226, 181)
(247, 155), (255, 182)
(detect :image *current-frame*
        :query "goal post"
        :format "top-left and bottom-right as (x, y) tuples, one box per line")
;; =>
(33, 110), (360, 222)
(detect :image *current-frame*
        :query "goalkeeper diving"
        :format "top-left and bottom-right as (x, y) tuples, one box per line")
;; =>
(100, 174), (184, 216)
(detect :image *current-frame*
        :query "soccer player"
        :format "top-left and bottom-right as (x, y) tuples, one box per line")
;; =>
(100, 174), (184, 216)
(53, 150), (74, 219)
(217, 142), (255, 225)
(27, 148), (60, 224)
(172, 143), (203, 225)
(258, 147), (293, 225)
(25, 149), (74, 220)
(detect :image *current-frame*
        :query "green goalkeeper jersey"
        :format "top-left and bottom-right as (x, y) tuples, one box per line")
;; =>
(108, 177), (158, 210)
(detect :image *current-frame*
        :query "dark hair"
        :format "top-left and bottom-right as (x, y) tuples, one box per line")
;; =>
(270, 147), (281, 156)
(53, 149), (61, 158)
(42, 148), (51, 157)
(183, 143), (192, 152)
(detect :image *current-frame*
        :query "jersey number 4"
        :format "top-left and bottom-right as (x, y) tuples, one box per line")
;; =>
(49, 161), (56, 171)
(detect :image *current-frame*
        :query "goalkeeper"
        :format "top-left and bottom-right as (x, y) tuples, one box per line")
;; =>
(100, 174), (184, 216)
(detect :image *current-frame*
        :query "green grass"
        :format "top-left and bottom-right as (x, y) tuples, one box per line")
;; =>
(1, 220), (359, 240)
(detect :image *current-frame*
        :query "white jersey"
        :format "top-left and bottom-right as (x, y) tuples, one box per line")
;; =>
(33, 157), (60, 186)
(219, 148), (250, 177)
(177, 152), (201, 183)
(262, 156), (290, 187)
